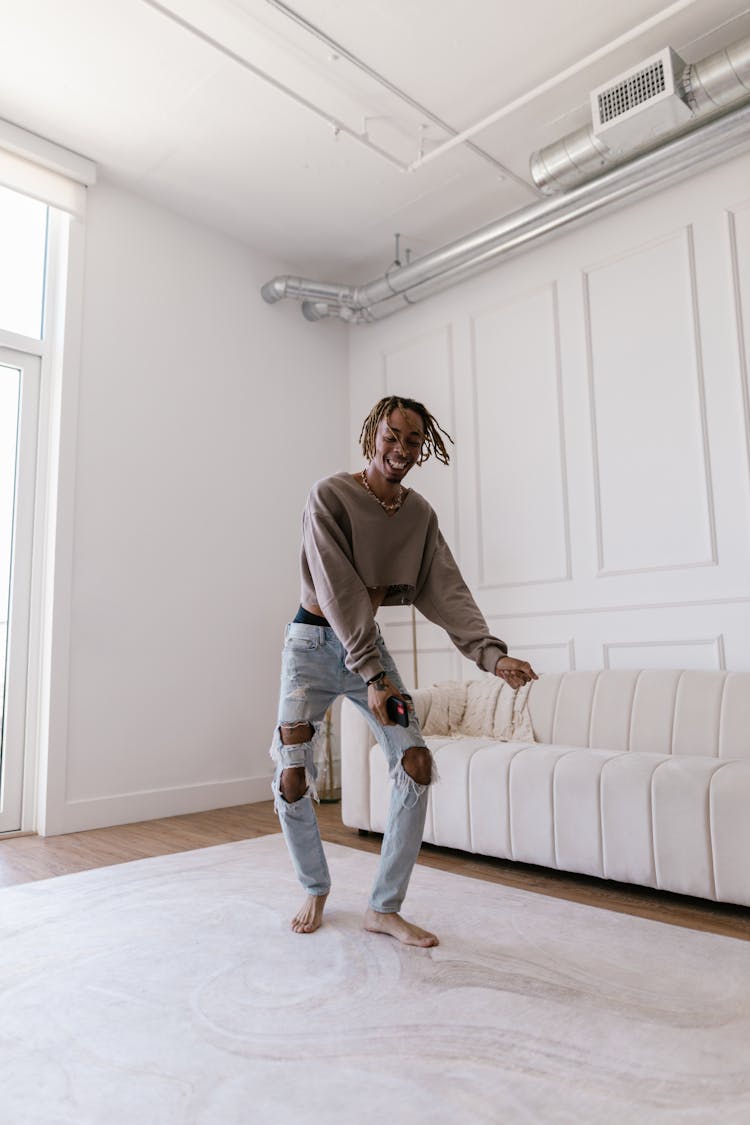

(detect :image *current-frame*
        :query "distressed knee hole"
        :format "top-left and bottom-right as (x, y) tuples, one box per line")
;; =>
(279, 765), (308, 803)
(280, 721), (314, 746)
(402, 746), (432, 787)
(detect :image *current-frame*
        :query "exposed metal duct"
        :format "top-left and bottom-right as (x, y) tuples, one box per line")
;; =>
(531, 34), (750, 193)
(261, 36), (750, 326)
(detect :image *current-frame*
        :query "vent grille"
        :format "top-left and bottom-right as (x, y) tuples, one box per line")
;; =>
(598, 60), (666, 124)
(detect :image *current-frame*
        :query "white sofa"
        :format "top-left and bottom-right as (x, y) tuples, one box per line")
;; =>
(341, 670), (750, 907)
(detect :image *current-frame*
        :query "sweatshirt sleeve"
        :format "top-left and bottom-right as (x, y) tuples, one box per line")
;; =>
(302, 483), (384, 683)
(413, 519), (508, 674)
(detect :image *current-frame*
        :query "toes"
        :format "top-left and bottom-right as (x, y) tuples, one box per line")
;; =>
(291, 894), (328, 934)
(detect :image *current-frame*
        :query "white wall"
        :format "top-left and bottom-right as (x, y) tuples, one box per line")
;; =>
(44, 179), (348, 833)
(349, 152), (750, 685)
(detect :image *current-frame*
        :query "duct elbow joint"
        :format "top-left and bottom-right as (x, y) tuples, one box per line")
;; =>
(302, 300), (332, 322)
(301, 301), (365, 323)
(261, 277), (288, 304)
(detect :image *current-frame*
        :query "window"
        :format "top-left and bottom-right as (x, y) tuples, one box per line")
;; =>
(0, 184), (48, 338)
(0, 123), (91, 835)
(0, 184), (48, 831)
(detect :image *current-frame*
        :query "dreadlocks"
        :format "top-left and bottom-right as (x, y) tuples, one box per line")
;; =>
(358, 395), (454, 467)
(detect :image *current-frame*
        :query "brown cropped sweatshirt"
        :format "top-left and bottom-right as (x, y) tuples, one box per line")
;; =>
(300, 472), (508, 683)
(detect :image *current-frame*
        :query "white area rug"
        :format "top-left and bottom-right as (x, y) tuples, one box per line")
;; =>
(1, 834), (749, 1125)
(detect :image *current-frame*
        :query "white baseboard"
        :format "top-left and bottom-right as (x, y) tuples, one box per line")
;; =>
(45, 774), (275, 836)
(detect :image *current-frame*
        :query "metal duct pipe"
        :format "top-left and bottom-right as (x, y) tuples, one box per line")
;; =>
(531, 33), (750, 193)
(683, 33), (750, 111)
(261, 97), (750, 324)
(529, 123), (611, 193)
(261, 275), (356, 307)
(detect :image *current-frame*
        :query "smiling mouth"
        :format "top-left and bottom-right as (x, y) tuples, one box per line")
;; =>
(386, 456), (411, 472)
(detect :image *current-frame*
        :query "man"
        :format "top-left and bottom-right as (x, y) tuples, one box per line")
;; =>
(270, 395), (537, 947)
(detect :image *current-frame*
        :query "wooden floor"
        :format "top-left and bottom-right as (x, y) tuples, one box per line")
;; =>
(1, 800), (748, 941)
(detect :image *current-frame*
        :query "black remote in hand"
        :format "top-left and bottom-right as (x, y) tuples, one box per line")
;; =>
(386, 695), (409, 727)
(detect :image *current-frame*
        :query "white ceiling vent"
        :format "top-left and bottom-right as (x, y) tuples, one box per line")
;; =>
(590, 47), (693, 154)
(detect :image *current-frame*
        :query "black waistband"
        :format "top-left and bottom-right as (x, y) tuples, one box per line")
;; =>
(293, 605), (330, 627)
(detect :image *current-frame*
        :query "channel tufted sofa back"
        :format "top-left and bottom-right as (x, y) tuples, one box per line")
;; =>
(527, 669), (750, 758)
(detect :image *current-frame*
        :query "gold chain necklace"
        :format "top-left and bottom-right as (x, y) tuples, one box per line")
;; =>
(360, 470), (404, 513)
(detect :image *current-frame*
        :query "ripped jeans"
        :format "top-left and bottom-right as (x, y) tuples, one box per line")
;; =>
(270, 622), (434, 913)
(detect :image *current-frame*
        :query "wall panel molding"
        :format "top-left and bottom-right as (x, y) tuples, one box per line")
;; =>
(486, 594), (750, 621)
(728, 205), (750, 491)
(686, 222), (719, 568)
(584, 225), (717, 578)
(603, 636), (725, 670)
(511, 640), (576, 672)
(471, 282), (571, 589)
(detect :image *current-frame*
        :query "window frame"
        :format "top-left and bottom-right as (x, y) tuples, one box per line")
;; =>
(0, 203), (86, 835)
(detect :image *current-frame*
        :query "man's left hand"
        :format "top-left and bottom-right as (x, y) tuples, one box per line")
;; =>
(494, 656), (538, 689)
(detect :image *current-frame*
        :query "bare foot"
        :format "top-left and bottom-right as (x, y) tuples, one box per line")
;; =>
(291, 892), (329, 934)
(363, 906), (439, 947)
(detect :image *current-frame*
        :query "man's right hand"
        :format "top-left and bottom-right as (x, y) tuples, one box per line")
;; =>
(367, 675), (404, 725)
(494, 656), (538, 689)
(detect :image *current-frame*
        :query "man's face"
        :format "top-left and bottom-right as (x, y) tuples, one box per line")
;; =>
(372, 408), (425, 483)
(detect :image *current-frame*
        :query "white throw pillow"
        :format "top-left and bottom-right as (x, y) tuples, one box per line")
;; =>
(420, 678), (535, 742)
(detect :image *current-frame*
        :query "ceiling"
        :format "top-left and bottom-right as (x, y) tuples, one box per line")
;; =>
(2, 0), (749, 280)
